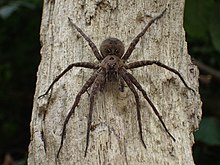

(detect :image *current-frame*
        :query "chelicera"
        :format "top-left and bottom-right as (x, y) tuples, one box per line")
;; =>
(38, 9), (195, 158)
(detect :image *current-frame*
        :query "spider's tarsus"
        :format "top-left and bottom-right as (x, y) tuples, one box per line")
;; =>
(84, 146), (88, 157)
(56, 127), (66, 159)
(154, 8), (166, 21)
(84, 129), (90, 157)
(188, 87), (196, 95)
(68, 17), (73, 24)
(38, 93), (47, 99)
(38, 89), (52, 99)
(141, 137), (147, 149)
(56, 147), (61, 159)
(168, 132), (176, 142)
(161, 8), (167, 16)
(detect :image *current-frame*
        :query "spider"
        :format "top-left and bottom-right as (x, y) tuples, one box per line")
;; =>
(38, 9), (195, 158)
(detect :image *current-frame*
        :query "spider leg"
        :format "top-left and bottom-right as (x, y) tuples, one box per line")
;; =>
(120, 71), (146, 149)
(119, 77), (125, 92)
(84, 69), (106, 157)
(123, 69), (176, 142)
(125, 60), (195, 93)
(84, 93), (95, 157)
(56, 68), (101, 158)
(38, 62), (98, 99)
(68, 17), (103, 61)
(122, 9), (166, 61)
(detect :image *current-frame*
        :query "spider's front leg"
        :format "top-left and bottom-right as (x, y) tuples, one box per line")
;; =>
(38, 62), (98, 99)
(122, 9), (166, 61)
(125, 60), (195, 93)
(68, 17), (103, 61)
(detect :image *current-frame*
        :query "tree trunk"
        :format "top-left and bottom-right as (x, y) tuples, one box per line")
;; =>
(28, 0), (202, 164)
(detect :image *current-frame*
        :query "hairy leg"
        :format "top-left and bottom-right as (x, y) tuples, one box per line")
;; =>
(84, 69), (106, 157)
(84, 94), (95, 157)
(120, 71), (146, 149)
(122, 9), (166, 61)
(56, 69), (100, 158)
(119, 77), (125, 92)
(125, 60), (195, 93)
(123, 69), (175, 142)
(68, 17), (103, 61)
(38, 62), (98, 98)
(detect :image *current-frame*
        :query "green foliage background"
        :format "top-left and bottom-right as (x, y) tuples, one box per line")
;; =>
(0, 0), (41, 164)
(184, 0), (220, 164)
(0, 0), (219, 164)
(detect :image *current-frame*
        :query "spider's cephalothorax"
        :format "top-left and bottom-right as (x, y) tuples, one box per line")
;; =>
(100, 39), (125, 81)
(38, 9), (195, 158)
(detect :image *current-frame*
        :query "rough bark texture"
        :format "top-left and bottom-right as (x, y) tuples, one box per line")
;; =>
(28, 0), (202, 164)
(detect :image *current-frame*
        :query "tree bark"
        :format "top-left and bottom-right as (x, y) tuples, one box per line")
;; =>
(28, 0), (202, 164)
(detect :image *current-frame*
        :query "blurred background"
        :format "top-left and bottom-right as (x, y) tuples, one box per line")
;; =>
(0, 0), (219, 164)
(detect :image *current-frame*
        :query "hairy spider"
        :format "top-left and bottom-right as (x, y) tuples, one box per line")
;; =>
(38, 9), (195, 158)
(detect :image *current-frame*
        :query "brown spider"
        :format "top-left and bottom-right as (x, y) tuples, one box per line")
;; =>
(38, 9), (195, 158)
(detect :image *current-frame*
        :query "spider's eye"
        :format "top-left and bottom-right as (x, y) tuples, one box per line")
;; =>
(115, 49), (118, 53)
(107, 49), (111, 53)
(109, 57), (114, 60)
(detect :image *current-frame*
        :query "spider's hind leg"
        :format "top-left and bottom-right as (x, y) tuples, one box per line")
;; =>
(56, 69), (100, 159)
(123, 69), (176, 142)
(84, 69), (106, 157)
(119, 77), (126, 92)
(120, 71), (147, 149)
